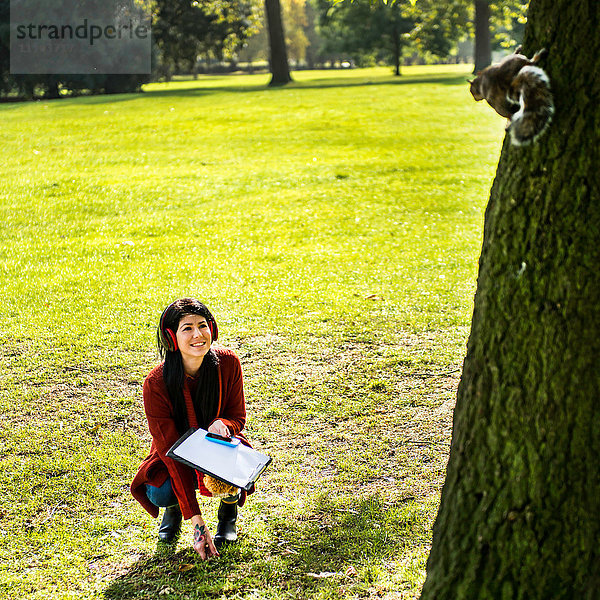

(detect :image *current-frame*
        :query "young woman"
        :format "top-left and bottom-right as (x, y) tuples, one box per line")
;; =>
(130, 298), (251, 560)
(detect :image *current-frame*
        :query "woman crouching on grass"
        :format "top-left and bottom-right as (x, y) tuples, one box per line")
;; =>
(130, 298), (251, 560)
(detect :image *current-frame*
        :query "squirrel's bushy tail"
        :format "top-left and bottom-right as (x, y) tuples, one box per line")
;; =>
(509, 65), (554, 146)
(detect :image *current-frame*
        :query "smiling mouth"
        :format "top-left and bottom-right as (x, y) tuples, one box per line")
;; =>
(191, 342), (206, 347)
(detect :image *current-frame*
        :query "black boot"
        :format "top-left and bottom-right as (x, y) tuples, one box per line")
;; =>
(213, 500), (238, 548)
(158, 504), (182, 543)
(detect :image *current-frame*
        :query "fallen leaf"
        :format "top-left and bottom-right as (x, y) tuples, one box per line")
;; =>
(345, 565), (357, 577)
(178, 563), (195, 572)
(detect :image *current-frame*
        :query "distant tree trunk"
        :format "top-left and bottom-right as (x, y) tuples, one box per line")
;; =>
(473, 0), (491, 73)
(44, 77), (60, 99)
(304, 0), (318, 70)
(392, 26), (402, 76)
(264, 0), (292, 86)
(421, 1), (600, 598)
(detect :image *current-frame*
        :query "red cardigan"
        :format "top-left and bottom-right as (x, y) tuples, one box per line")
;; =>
(130, 347), (247, 520)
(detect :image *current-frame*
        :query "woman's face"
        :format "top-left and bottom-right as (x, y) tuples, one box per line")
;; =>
(175, 314), (212, 362)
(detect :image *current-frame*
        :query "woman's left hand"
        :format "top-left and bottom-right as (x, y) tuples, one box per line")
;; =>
(208, 420), (231, 437)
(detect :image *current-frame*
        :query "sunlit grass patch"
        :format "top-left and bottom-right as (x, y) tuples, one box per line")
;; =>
(0, 66), (504, 599)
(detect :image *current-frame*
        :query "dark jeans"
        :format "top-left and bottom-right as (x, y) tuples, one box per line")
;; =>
(146, 478), (240, 508)
(146, 478), (178, 508)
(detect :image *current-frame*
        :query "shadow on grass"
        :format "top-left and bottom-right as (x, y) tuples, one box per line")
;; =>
(139, 73), (468, 101)
(0, 92), (147, 110)
(103, 495), (426, 599)
(0, 71), (468, 109)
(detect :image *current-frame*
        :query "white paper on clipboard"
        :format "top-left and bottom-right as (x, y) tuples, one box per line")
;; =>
(167, 428), (272, 491)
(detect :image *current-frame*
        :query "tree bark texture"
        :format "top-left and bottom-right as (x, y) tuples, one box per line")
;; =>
(421, 1), (600, 598)
(264, 0), (292, 86)
(473, 0), (491, 73)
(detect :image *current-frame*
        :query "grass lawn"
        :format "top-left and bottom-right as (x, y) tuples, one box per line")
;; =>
(0, 65), (504, 599)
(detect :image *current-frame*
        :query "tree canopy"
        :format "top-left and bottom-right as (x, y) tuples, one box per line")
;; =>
(316, 0), (470, 74)
(153, 0), (260, 76)
(0, 0), (260, 98)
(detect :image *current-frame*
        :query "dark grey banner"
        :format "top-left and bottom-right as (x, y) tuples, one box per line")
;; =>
(10, 0), (152, 74)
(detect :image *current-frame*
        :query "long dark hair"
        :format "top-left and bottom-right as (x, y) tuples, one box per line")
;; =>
(157, 298), (220, 434)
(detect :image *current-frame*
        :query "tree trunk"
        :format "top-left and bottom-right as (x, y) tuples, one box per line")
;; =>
(473, 0), (491, 73)
(264, 0), (292, 86)
(392, 26), (402, 76)
(44, 78), (60, 99)
(421, 1), (600, 598)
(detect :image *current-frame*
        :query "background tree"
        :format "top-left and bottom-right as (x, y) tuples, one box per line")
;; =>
(281, 0), (309, 65)
(0, 0), (151, 98)
(153, 0), (215, 76)
(153, 0), (259, 76)
(264, 0), (292, 84)
(0, 0), (259, 97)
(410, 0), (470, 60)
(302, 0), (321, 68)
(317, 0), (412, 74)
(421, 0), (600, 597)
(317, 0), (468, 75)
(238, 0), (324, 69)
(209, 0), (261, 69)
(473, 0), (491, 71)
(473, 0), (529, 72)
(489, 0), (528, 52)
(237, 12), (269, 67)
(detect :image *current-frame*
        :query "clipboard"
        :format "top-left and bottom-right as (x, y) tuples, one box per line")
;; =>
(167, 428), (272, 492)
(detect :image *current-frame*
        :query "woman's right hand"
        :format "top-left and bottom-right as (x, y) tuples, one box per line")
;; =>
(208, 419), (231, 438)
(191, 515), (219, 560)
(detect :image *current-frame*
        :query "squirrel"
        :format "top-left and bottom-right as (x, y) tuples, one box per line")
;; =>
(468, 47), (554, 146)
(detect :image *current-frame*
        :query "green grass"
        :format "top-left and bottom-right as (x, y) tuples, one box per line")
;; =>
(0, 66), (504, 599)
